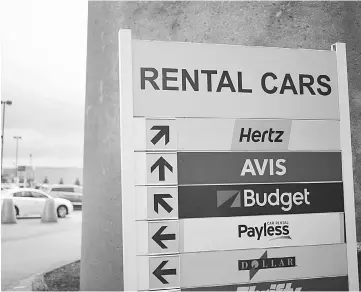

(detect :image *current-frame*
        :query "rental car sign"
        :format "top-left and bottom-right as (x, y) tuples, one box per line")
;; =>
(118, 30), (359, 291)
(132, 40), (339, 119)
(140, 67), (332, 95)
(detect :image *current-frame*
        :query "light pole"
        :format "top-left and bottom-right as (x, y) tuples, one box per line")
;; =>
(13, 136), (22, 178)
(1, 100), (12, 179)
(29, 153), (34, 182)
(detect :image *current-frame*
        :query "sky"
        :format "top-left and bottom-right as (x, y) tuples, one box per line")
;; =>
(1, 0), (88, 167)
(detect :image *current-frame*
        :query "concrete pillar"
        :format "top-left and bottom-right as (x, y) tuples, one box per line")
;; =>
(80, 2), (124, 291)
(81, 1), (361, 290)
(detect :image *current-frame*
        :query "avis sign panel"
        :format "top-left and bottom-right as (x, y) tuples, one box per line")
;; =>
(177, 152), (342, 185)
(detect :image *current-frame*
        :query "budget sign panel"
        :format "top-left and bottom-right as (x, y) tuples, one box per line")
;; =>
(178, 182), (344, 219)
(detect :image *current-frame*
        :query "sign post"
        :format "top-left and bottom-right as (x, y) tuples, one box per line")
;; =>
(119, 29), (359, 291)
(332, 42), (359, 290)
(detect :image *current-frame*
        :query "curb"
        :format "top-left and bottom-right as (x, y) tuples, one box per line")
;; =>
(3, 273), (41, 291)
(5, 259), (80, 291)
(32, 260), (80, 291)
(32, 273), (49, 291)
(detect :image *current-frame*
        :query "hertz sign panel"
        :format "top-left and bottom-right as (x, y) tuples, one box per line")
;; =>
(118, 30), (359, 291)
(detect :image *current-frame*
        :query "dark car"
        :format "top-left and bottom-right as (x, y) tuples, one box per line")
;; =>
(47, 184), (83, 207)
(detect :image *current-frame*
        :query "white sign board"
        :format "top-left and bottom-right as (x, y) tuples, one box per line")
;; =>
(118, 29), (359, 291)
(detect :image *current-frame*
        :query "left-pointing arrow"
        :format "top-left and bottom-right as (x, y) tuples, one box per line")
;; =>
(151, 125), (169, 145)
(153, 260), (176, 284)
(151, 156), (173, 181)
(152, 225), (176, 249)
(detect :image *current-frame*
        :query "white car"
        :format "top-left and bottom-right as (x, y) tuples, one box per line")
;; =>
(1, 188), (73, 218)
(1, 183), (18, 190)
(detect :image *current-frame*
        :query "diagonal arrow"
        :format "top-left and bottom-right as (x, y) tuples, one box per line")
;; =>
(153, 260), (177, 284)
(151, 125), (169, 145)
(154, 193), (173, 213)
(151, 157), (173, 181)
(152, 225), (176, 249)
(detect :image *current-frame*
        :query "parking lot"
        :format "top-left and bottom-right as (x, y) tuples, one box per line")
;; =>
(1, 210), (82, 290)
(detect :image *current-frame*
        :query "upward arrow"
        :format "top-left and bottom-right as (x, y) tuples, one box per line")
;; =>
(151, 125), (169, 145)
(151, 157), (173, 181)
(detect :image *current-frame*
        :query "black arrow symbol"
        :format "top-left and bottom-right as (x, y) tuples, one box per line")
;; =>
(153, 260), (176, 284)
(152, 226), (176, 249)
(151, 157), (173, 181)
(151, 125), (169, 145)
(154, 194), (173, 213)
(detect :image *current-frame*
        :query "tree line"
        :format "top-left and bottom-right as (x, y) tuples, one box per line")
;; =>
(42, 177), (81, 186)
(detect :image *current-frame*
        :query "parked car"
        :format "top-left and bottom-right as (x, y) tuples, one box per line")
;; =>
(1, 187), (73, 218)
(47, 184), (83, 207)
(1, 183), (18, 190)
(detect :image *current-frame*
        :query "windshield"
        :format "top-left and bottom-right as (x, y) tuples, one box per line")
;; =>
(40, 186), (52, 193)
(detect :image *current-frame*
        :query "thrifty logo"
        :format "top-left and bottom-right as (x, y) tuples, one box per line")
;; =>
(237, 283), (302, 291)
(238, 221), (291, 241)
(238, 251), (296, 280)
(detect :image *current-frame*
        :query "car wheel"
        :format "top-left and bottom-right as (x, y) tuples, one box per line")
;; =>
(57, 205), (68, 218)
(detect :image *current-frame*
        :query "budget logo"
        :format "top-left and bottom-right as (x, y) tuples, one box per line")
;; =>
(216, 188), (310, 212)
(237, 282), (302, 291)
(238, 251), (296, 280)
(238, 220), (291, 241)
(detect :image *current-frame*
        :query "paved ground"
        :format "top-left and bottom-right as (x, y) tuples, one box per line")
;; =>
(1, 210), (82, 290)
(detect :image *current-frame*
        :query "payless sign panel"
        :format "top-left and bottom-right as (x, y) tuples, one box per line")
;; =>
(132, 40), (339, 119)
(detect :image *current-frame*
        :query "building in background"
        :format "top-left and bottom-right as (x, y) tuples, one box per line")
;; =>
(2, 166), (82, 186)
